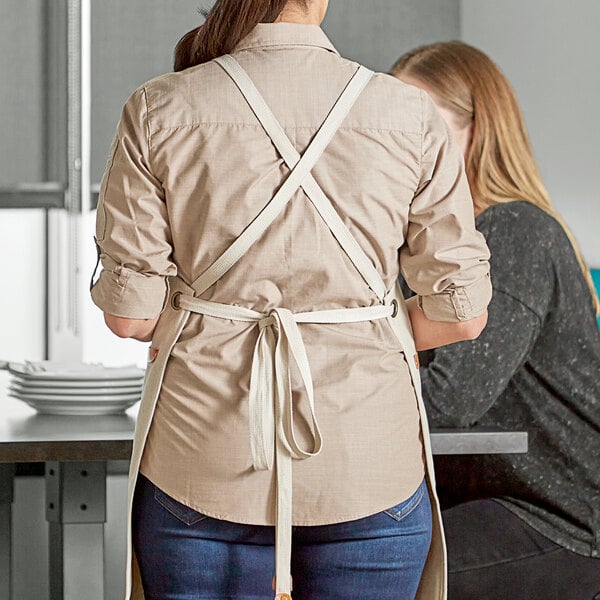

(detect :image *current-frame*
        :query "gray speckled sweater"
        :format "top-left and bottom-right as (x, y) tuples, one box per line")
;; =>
(419, 201), (600, 557)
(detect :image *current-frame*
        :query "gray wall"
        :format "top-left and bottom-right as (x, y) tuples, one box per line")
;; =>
(0, 0), (46, 184)
(461, 0), (600, 267)
(323, 0), (460, 72)
(91, 0), (201, 182)
(0, 0), (461, 187)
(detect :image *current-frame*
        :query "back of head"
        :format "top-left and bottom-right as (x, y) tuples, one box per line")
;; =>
(391, 41), (546, 214)
(391, 41), (600, 315)
(174, 0), (309, 71)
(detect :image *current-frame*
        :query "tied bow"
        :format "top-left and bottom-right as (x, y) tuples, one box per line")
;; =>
(250, 308), (323, 472)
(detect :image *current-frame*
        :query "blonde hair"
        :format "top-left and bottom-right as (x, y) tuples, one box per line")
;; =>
(391, 41), (599, 316)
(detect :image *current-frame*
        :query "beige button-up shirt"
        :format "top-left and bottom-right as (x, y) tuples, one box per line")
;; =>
(92, 24), (491, 527)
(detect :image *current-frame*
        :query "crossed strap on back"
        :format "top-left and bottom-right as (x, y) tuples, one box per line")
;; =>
(173, 55), (397, 598)
(207, 54), (388, 301)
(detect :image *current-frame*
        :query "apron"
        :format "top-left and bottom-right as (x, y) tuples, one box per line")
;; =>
(125, 55), (447, 600)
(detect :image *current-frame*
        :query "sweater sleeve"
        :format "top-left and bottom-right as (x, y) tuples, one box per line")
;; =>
(420, 202), (553, 426)
(421, 289), (540, 426)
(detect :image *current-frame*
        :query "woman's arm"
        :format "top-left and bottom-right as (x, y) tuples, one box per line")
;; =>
(420, 289), (540, 427)
(400, 93), (492, 340)
(91, 87), (176, 327)
(104, 297), (488, 347)
(406, 296), (487, 351)
(103, 313), (159, 342)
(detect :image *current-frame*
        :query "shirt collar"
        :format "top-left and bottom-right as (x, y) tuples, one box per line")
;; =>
(233, 23), (339, 56)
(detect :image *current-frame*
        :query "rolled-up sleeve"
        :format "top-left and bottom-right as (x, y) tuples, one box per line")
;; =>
(400, 91), (492, 322)
(91, 86), (176, 319)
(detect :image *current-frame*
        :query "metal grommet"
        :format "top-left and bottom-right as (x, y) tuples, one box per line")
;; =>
(391, 298), (399, 318)
(170, 291), (182, 310)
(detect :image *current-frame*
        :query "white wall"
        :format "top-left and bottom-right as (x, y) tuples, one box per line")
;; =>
(461, 0), (600, 267)
(0, 211), (45, 363)
(0, 210), (46, 597)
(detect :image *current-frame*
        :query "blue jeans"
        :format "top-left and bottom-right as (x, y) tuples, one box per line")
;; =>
(133, 474), (432, 599)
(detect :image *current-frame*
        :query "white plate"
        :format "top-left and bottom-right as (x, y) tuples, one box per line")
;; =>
(8, 376), (143, 389)
(15, 397), (139, 416)
(9, 389), (141, 402)
(10, 382), (142, 395)
(8, 362), (145, 382)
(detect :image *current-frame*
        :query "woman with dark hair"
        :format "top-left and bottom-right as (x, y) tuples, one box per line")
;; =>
(91, 3), (492, 599)
(392, 42), (600, 599)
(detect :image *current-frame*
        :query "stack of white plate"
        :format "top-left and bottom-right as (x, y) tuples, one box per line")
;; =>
(6, 361), (145, 416)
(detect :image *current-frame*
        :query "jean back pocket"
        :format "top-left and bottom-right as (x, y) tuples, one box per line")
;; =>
(153, 485), (208, 526)
(383, 479), (426, 522)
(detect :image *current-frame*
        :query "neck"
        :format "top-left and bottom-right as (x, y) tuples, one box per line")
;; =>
(275, 1), (325, 25)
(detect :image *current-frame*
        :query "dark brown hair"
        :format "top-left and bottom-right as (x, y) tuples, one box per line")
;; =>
(174, 0), (307, 71)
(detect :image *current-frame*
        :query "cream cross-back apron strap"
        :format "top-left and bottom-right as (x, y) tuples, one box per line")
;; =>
(203, 70), (443, 596)
(178, 58), (380, 600)
(173, 58), (377, 598)
(190, 59), (373, 298)
(214, 54), (388, 302)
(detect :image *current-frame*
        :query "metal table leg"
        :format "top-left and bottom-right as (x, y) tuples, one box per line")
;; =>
(0, 463), (15, 600)
(45, 461), (106, 600)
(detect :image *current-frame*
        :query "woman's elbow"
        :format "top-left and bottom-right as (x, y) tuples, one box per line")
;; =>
(459, 310), (488, 341)
(103, 313), (158, 341)
(104, 314), (135, 338)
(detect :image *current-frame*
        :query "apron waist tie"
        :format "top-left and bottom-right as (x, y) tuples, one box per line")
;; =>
(173, 292), (394, 598)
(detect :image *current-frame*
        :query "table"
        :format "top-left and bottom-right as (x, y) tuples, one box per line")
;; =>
(0, 398), (136, 600)
(0, 397), (527, 599)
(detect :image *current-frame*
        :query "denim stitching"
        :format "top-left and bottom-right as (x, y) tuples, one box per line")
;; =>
(383, 482), (425, 522)
(153, 486), (207, 526)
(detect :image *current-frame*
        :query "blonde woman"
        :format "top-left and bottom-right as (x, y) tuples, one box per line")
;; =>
(392, 42), (600, 599)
